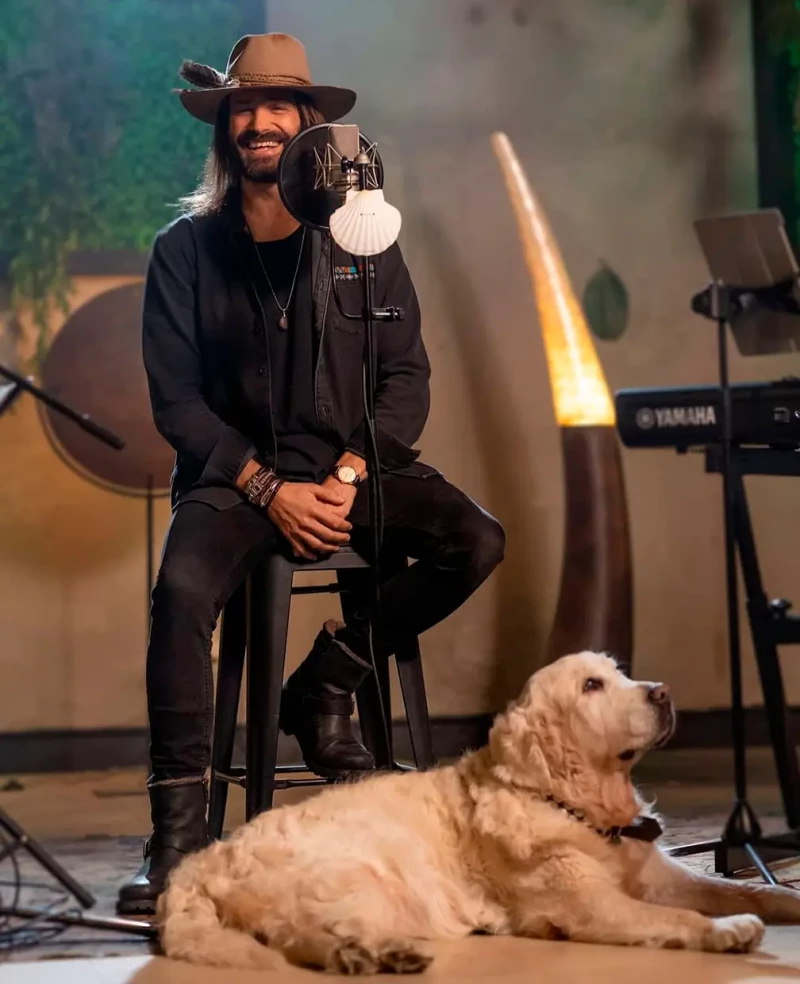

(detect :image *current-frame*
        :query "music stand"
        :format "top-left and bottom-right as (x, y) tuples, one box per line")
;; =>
(669, 209), (800, 882)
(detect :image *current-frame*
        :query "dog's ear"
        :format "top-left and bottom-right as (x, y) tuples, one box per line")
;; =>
(488, 701), (555, 787)
(489, 684), (592, 794)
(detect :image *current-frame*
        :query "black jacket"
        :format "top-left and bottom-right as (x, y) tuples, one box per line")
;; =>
(142, 206), (433, 509)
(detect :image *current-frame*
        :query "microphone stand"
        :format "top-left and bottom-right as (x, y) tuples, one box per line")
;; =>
(328, 160), (405, 769)
(0, 364), (125, 451)
(0, 365), (154, 941)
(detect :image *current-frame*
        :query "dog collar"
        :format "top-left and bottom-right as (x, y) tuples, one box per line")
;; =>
(545, 796), (663, 845)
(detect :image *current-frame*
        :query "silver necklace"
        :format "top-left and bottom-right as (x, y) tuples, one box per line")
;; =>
(249, 225), (306, 331)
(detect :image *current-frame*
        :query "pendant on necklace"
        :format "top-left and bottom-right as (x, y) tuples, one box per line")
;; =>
(278, 314), (288, 330)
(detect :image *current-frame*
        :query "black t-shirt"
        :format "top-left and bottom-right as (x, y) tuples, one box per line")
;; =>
(254, 227), (339, 482)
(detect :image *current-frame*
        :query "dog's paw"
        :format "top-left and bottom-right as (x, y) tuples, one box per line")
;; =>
(330, 938), (380, 976)
(329, 938), (432, 976)
(377, 940), (432, 974)
(705, 914), (765, 953)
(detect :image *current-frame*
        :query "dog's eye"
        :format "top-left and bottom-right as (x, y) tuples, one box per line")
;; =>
(583, 677), (604, 693)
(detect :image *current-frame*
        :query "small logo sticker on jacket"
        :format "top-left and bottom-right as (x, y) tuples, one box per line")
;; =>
(334, 264), (376, 282)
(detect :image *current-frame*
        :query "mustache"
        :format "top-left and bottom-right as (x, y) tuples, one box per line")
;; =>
(237, 128), (289, 149)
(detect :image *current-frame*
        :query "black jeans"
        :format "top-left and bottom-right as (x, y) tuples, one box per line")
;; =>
(146, 472), (505, 780)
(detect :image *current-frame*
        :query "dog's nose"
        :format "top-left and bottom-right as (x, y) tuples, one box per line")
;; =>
(648, 683), (670, 704)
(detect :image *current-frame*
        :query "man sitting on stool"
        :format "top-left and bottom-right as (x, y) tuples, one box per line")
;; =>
(117, 33), (505, 915)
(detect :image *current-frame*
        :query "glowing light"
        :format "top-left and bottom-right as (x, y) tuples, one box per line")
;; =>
(491, 132), (615, 427)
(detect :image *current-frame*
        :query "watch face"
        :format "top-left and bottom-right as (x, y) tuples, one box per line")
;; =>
(337, 465), (358, 485)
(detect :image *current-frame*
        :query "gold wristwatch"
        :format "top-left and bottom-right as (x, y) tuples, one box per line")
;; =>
(333, 464), (362, 487)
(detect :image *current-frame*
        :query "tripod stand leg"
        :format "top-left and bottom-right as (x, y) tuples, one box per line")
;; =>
(0, 906), (155, 938)
(0, 807), (94, 908)
(743, 842), (778, 885)
(0, 809), (167, 937)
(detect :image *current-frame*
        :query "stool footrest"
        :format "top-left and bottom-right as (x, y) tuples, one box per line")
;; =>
(274, 778), (334, 790)
(213, 763), (417, 790)
(213, 764), (352, 788)
(212, 764), (320, 774)
(213, 768), (247, 787)
(291, 584), (342, 596)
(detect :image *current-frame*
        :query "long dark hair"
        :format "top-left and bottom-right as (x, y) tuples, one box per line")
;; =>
(178, 93), (325, 216)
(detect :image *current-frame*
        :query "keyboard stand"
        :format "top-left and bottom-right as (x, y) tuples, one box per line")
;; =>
(670, 446), (800, 875)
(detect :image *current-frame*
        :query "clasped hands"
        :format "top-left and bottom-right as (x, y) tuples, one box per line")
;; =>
(267, 474), (358, 561)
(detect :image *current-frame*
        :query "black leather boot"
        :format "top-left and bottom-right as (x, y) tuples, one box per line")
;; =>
(280, 620), (376, 779)
(116, 779), (209, 916)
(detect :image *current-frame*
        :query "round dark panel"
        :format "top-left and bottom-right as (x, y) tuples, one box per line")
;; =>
(40, 283), (174, 495)
(278, 123), (384, 230)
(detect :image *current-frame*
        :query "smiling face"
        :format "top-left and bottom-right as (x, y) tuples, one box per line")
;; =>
(227, 91), (303, 184)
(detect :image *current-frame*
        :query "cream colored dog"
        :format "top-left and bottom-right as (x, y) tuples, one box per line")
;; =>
(158, 652), (800, 973)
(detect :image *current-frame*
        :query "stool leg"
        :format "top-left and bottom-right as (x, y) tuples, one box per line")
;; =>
(208, 582), (247, 839)
(396, 639), (436, 770)
(246, 557), (292, 820)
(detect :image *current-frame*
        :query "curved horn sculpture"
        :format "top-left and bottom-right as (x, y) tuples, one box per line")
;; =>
(491, 132), (632, 666)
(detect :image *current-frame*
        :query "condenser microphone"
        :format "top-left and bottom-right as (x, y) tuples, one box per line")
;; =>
(313, 124), (362, 202)
(277, 122), (400, 255)
(278, 123), (382, 229)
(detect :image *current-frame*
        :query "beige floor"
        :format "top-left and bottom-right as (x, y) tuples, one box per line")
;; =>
(5, 932), (800, 984)
(3, 758), (800, 982)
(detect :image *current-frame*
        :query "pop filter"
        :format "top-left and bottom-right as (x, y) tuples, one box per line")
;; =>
(277, 123), (384, 231)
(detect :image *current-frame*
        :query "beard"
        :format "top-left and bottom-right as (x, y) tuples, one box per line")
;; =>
(234, 127), (289, 185)
(240, 155), (279, 184)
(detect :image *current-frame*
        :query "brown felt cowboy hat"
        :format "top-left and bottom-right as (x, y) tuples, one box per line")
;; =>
(177, 33), (357, 125)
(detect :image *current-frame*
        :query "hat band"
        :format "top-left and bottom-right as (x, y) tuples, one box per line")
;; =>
(229, 72), (311, 88)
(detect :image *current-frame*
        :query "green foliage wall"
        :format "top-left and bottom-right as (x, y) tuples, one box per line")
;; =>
(762, 0), (800, 243)
(0, 0), (263, 359)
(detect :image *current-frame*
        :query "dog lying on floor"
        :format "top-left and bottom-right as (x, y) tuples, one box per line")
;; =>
(158, 652), (800, 974)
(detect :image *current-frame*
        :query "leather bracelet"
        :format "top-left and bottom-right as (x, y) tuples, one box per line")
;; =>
(259, 475), (284, 511)
(242, 465), (275, 505)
